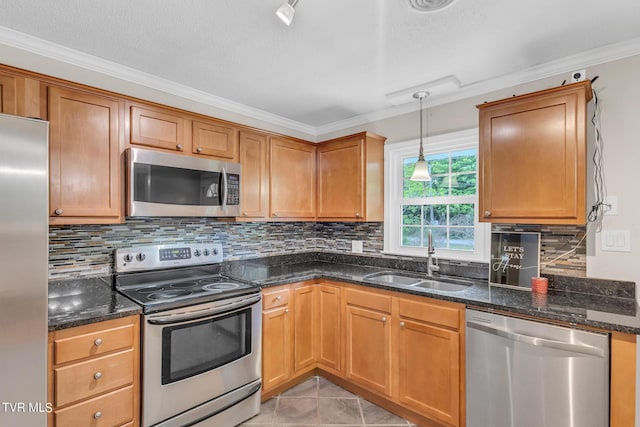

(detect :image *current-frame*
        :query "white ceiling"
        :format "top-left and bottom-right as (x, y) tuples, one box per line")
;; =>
(1, 0), (640, 135)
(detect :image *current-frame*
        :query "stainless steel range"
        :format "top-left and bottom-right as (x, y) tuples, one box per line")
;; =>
(115, 243), (262, 427)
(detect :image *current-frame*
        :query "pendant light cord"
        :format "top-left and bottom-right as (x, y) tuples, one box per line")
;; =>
(418, 95), (424, 160)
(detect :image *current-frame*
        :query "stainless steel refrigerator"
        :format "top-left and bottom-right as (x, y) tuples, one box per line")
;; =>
(0, 113), (49, 426)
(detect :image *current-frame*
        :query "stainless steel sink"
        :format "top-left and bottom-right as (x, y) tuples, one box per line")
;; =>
(363, 272), (425, 286)
(364, 271), (473, 292)
(409, 280), (472, 292)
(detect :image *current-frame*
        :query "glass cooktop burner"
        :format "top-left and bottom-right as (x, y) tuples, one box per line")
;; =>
(147, 289), (194, 300)
(202, 282), (242, 291)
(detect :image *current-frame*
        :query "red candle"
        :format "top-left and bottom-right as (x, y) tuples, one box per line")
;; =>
(531, 277), (548, 294)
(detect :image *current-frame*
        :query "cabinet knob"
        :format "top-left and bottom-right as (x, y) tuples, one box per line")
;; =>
(275, 295), (282, 301)
(93, 372), (102, 380)
(273, 212), (279, 217)
(93, 411), (102, 419)
(381, 317), (387, 323)
(54, 209), (63, 215)
(484, 210), (491, 217)
(196, 147), (203, 153)
(94, 338), (103, 346)
(242, 212), (248, 217)
(176, 143), (183, 151)
(400, 321), (405, 328)
(285, 309), (289, 314)
(355, 212), (361, 219)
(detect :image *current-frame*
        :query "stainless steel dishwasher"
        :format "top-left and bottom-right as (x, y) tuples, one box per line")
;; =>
(466, 309), (610, 427)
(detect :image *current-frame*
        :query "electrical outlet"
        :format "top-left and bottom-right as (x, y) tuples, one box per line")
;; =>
(570, 69), (586, 83)
(351, 240), (363, 254)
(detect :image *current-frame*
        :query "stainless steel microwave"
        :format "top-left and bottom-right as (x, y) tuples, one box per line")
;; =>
(126, 147), (241, 217)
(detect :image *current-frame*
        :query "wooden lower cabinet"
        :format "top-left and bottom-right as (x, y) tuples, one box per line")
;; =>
(344, 288), (392, 397)
(48, 315), (140, 427)
(261, 281), (465, 426)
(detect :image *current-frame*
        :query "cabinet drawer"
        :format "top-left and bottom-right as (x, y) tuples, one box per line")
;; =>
(54, 324), (134, 364)
(54, 385), (133, 427)
(55, 349), (134, 406)
(345, 288), (391, 314)
(398, 298), (460, 330)
(263, 288), (290, 310)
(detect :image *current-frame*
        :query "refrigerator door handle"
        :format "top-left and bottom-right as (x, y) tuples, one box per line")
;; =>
(466, 320), (606, 358)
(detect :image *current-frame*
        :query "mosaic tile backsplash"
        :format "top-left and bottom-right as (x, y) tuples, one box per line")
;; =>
(49, 219), (587, 280)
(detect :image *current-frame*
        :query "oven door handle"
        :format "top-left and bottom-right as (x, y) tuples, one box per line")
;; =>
(147, 295), (261, 325)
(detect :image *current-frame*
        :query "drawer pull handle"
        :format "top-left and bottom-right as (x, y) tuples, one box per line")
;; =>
(94, 338), (103, 346)
(94, 411), (102, 419)
(94, 372), (102, 380)
(275, 295), (282, 301)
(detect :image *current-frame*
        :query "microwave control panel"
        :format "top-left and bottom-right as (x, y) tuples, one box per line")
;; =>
(227, 174), (240, 205)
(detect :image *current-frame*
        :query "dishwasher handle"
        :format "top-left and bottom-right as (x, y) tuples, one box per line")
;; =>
(467, 320), (606, 358)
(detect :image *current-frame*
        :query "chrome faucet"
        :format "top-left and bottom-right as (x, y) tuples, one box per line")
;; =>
(427, 230), (440, 277)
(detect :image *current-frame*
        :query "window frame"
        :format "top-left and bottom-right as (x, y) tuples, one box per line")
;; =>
(383, 128), (490, 262)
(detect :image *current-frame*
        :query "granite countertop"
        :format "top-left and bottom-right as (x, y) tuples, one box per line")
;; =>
(48, 277), (142, 331)
(223, 259), (640, 334)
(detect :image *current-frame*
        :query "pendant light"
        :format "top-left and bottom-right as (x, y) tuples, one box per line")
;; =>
(276, 0), (299, 26)
(410, 91), (431, 181)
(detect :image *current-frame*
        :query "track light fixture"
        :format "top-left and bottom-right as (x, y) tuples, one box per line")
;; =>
(276, 0), (299, 26)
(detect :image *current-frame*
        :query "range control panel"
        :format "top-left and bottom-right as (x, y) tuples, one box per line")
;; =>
(116, 243), (223, 273)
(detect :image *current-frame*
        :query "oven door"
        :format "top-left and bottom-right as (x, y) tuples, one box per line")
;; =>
(127, 147), (241, 217)
(142, 293), (261, 427)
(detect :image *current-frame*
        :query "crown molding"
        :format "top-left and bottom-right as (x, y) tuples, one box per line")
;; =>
(2, 25), (640, 140)
(316, 36), (640, 136)
(0, 26), (318, 137)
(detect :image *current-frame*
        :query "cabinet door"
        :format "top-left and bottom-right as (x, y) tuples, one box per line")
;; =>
(478, 82), (590, 224)
(48, 87), (121, 223)
(192, 120), (238, 160)
(269, 137), (316, 219)
(345, 304), (391, 396)
(397, 318), (460, 426)
(239, 131), (269, 219)
(317, 136), (364, 220)
(262, 306), (291, 392)
(293, 285), (317, 373)
(318, 284), (341, 374)
(0, 73), (17, 115)
(130, 105), (185, 152)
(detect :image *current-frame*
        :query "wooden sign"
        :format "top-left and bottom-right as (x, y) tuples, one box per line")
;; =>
(489, 232), (541, 289)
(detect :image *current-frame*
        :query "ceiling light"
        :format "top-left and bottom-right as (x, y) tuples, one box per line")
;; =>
(407, 0), (456, 12)
(276, 0), (299, 26)
(410, 91), (431, 182)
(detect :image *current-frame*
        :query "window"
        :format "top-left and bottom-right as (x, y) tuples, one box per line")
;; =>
(384, 129), (489, 261)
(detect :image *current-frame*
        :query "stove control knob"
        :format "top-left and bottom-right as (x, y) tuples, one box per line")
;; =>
(212, 248), (219, 255)
(194, 249), (202, 257)
(136, 253), (146, 262)
(203, 249), (210, 256)
(123, 254), (133, 263)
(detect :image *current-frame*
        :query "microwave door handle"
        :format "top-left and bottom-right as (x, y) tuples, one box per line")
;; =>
(221, 167), (228, 211)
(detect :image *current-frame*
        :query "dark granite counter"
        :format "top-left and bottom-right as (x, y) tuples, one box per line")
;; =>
(48, 277), (142, 331)
(223, 258), (640, 334)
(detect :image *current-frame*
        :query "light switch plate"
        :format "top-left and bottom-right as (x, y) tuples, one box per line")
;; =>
(601, 230), (631, 252)
(352, 240), (363, 253)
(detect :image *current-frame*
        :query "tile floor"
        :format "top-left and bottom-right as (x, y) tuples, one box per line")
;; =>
(240, 376), (416, 426)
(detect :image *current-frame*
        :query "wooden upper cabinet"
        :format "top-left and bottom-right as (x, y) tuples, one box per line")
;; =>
(0, 70), (41, 118)
(192, 120), (238, 161)
(478, 81), (592, 224)
(130, 104), (186, 152)
(238, 131), (269, 220)
(317, 132), (385, 221)
(269, 137), (317, 219)
(48, 86), (122, 224)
